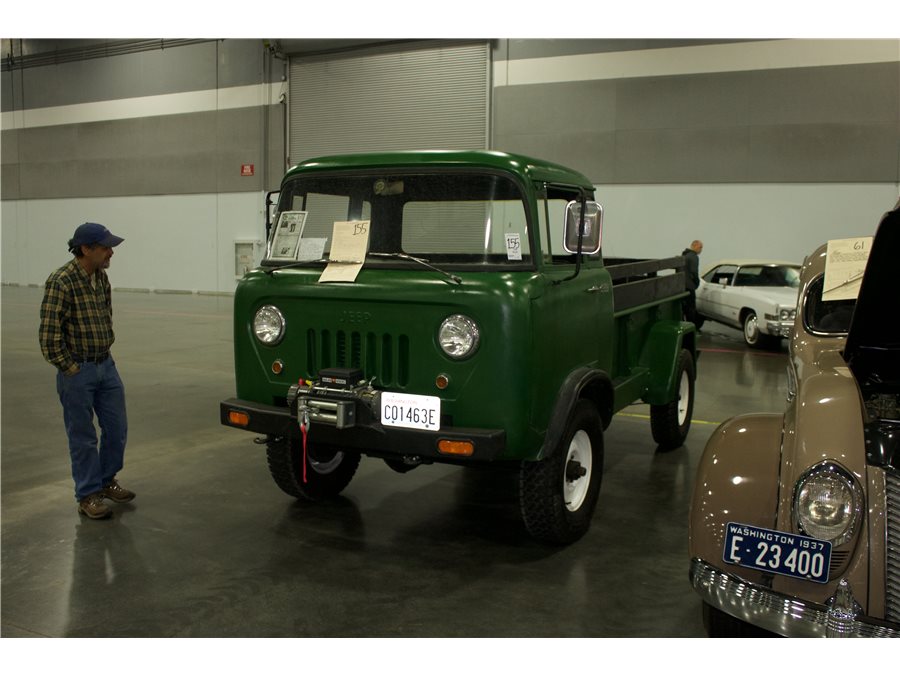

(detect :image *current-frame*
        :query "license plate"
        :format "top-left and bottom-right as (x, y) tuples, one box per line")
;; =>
(380, 392), (441, 431)
(723, 522), (831, 584)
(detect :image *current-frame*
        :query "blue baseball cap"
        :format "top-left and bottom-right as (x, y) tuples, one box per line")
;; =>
(69, 222), (124, 248)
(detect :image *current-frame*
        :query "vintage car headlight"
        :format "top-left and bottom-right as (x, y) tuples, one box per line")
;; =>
(793, 462), (862, 546)
(253, 305), (285, 345)
(780, 308), (797, 322)
(438, 314), (480, 359)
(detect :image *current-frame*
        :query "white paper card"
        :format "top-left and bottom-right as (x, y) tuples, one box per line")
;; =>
(505, 232), (522, 261)
(319, 220), (371, 283)
(823, 236), (873, 301)
(269, 211), (308, 260)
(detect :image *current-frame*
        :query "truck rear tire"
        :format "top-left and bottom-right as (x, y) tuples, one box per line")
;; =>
(265, 436), (360, 501)
(519, 400), (604, 544)
(650, 349), (695, 450)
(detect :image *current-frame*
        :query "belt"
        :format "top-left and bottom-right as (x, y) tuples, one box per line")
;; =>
(73, 353), (109, 363)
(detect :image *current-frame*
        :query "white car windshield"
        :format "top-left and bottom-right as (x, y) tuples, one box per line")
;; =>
(733, 265), (800, 288)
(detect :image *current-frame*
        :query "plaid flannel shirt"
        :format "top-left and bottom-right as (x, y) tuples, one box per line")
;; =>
(39, 258), (115, 373)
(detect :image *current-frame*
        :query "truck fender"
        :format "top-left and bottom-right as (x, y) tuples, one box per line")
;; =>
(538, 367), (614, 460)
(640, 320), (696, 405)
(689, 412), (783, 582)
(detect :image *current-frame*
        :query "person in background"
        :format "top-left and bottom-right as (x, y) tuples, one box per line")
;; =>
(682, 239), (704, 330)
(39, 222), (135, 520)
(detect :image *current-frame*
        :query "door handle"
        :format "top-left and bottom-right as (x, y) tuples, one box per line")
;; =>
(587, 284), (609, 293)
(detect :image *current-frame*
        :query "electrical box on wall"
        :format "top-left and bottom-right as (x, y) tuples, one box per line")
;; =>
(235, 240), (262, 278)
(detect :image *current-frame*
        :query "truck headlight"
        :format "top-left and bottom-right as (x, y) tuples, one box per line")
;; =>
(438, 314), (480, 359)
(253, 305), (285, 345)
(793, 462), (862, 545)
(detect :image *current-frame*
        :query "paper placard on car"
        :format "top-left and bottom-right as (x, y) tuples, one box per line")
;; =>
(823, 236), (873, 302)
(319, 220), (371, 283)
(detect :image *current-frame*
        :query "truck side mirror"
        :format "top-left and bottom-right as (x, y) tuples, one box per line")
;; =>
(563, 200), (603, 255)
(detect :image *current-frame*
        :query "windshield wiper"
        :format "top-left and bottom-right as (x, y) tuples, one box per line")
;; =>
(369, 252), (462, 285)
(263, 254), (461, 284)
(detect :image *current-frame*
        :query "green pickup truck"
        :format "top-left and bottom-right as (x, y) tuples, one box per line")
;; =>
(221, 150), (696, 544)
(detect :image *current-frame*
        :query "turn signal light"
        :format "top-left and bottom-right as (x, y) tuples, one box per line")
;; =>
(228, 410), (250, 427)
(438, 439), (474, 456)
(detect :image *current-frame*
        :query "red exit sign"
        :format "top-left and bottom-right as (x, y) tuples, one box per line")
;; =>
(240, 164), (255, 176)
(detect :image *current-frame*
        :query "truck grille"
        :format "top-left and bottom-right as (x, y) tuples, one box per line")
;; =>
(306, 329), (410, 387)
(887, 469), (900, 624)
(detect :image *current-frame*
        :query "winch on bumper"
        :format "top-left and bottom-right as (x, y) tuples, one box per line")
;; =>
(220, 367), (507, 462)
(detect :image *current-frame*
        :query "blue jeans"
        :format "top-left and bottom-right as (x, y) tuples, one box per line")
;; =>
(56, 358), (128, 501)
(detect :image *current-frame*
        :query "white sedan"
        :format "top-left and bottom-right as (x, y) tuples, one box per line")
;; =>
(696, 260), (801, 348)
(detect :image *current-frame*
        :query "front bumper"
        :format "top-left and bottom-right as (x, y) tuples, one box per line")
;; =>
(220, 397), (507, 462)
(765, 319), (793, 338)
(690, 558), (900, 637)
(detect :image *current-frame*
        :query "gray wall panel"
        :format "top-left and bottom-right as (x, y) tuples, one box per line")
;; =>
(493, 61), (899, 184)
(3, 40), (272, 111)
(747, 63), (899, 125)
(614, 127), (752, 183)
(494, 80), (617, 134)
(499, 39), (756, 61)
(747, 123), (897, 182)
(616, 74), (751, 129)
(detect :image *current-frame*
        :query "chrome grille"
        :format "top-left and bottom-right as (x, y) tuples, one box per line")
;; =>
(307, 329), (410, 387)
(887, 469), (900, 624)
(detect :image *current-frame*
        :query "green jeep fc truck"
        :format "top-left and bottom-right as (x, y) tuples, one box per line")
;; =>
(221, 150), (696, 544)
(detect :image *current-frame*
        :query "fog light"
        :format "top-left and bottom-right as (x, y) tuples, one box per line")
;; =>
(438, 439), (474, 456)
(228, 410), (250, 427)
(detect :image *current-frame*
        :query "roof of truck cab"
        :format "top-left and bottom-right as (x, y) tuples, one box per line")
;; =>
(282, 150), (594, 188)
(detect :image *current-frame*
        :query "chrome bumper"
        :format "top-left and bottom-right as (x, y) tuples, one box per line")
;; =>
(765, 319), (793, 338)
(690, 558), (900, 638)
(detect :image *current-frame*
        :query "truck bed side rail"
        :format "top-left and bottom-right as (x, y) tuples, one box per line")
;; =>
(606, 256), (686, 313)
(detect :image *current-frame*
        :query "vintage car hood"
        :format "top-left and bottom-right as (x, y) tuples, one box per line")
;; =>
(732, 285), (798, 308)
(843, 201), (900, 470)
(844, 202), (900, 385)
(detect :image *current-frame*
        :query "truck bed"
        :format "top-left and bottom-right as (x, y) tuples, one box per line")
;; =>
(605, 256), (686, 313)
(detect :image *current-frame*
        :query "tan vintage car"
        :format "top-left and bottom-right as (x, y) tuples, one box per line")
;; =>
(688, 201), (900, 637)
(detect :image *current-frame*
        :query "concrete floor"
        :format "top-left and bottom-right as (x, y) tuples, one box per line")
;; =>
(1, 284), (791, 638)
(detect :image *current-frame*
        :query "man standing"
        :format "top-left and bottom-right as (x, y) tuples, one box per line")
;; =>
(682, 239), (704, 330)
(40, 222), (135, 519)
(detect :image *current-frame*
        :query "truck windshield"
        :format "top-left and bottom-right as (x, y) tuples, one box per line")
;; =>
(266, 172), (532, 269)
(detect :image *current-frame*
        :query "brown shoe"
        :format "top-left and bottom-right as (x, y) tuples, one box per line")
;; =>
(102, 479), (135, 503)
(78, 493), (112, 519)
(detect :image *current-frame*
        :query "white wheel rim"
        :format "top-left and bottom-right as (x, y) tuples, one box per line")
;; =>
(744, 315), (758, 343)
(563, 430), (592, 512)
(677, 369), (690, 426)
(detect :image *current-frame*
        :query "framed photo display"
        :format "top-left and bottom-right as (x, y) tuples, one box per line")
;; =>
(268, 211), (309, 260)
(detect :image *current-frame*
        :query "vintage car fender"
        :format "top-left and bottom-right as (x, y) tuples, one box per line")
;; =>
(689, 412), (783, 585)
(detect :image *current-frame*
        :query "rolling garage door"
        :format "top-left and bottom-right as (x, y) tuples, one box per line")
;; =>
(288, 40), (489, 163)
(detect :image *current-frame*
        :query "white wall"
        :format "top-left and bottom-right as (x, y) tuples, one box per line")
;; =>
(597, 183), (900, 270)
(1, 192), (266, 293)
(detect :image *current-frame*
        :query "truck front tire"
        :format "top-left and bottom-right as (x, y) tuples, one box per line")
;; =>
(265, 436), (360, 501)
(519, 400), (604, 544)
(650, 349), (695, 450)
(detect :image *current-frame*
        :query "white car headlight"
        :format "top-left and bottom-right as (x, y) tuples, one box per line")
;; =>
(438, 314), (480, 359)
(253, 305), (285, 345)
(793, 462), (862, 545)
(780, 308), (797, 321)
